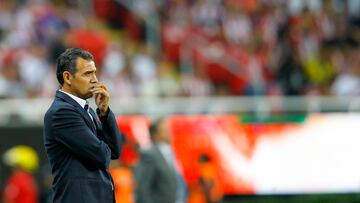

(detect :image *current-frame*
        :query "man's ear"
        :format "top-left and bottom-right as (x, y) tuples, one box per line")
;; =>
(63, 71), (73, 86)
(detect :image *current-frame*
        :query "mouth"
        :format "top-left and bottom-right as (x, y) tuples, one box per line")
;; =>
(90, 84), (97, 90)
(89, 86), (95, 95)
(91, 82), (100, 89)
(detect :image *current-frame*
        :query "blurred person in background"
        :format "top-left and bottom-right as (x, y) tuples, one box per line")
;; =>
(188, 154), (223, 203)
(135, 118), (187, 203)
(2, 145), (39, 203)
(43, 48), (123, 203)
(0, 0), (358, 99)
(109, 137), (140, 203)
(131, 45), (158, 97)
(110, 159), (136, 203)
(332, 46), (360, 96)
(276, 20), (308, 95)
(303, 42), (336, 94)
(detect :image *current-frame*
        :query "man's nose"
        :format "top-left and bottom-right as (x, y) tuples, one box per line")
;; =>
(91, 74), (98, 83)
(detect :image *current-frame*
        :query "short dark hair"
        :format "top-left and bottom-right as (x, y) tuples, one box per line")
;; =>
(198, 154), (211, 163)
(149, 121), (159, 140)
(149, 118), (164, 140)
(56, 48), (94, 85)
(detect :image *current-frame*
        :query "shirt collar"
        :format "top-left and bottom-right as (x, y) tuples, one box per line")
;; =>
(157, 142), (172, 155)
(59, 90), (88, 109)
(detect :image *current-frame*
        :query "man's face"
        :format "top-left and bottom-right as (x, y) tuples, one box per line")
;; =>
(69, 57), (98, 99)
(157, 120), (173, 144)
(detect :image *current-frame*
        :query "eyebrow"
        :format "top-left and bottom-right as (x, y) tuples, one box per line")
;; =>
(83, 69), (96, 74)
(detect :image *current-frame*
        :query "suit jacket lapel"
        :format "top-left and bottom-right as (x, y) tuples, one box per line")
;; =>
(154, 145), (177, 176)
(55, 90), (96, 132)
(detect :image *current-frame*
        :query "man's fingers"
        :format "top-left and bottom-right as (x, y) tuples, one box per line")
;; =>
(95, 93), (102, 101)
(91, 88), (109, 95)
(91, 87), (105, 91)
(93, 92), (109, 98)
(91, 86), (108, 92)
(93, 82), (108, 91)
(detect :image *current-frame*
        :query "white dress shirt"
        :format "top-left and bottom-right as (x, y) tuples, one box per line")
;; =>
(59, 90), (94, 121)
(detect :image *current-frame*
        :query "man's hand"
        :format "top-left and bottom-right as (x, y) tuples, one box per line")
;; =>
(91, 82), (110, 116)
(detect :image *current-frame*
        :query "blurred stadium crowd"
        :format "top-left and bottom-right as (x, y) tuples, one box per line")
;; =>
(0, 0), (359, 99)
(1, 1), (360, 203)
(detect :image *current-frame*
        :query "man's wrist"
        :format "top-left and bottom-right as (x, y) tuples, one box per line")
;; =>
(97, 107), (109, 117)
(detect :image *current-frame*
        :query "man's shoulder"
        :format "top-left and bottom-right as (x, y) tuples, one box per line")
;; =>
(140, 145), (161, 159)
(45, 98), (76, 117)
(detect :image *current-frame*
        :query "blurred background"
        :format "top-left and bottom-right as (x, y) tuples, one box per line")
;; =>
(1, 0), (360, 202)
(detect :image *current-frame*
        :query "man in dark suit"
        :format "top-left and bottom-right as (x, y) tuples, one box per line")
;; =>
(135, 119), (187, 203)
(43, 48), (123, 203)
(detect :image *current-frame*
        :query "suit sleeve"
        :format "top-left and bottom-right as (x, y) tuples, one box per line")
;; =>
(135, 151), (156, 203)
(52, 107), (111, 169)
(96, 108), (123, 159)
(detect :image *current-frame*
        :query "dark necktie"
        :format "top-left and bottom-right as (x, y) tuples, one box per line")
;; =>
(84, 102), (89, 112)
(84, 102), (96, 128)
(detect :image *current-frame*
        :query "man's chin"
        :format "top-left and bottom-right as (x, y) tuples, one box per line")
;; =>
(82, 92), (93, 99)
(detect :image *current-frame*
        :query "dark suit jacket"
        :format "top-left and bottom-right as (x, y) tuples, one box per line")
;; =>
(43, 90), (123, 203)
(135, 143), (179, 203)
